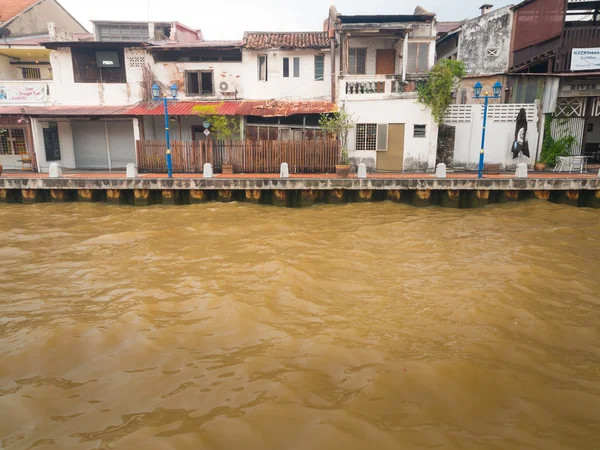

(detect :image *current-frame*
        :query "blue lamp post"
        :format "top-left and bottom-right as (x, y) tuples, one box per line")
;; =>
(474, 80), (502, 178)
(152, 82), (179, 178)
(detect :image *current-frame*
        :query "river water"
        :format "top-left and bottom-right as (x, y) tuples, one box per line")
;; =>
(0, 201), (599, 450)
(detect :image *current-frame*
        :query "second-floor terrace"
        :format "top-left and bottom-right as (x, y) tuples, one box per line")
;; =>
(0, 36), (53, 105)
(331, 6), (436, 100)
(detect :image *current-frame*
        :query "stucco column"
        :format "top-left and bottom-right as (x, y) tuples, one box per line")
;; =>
(402, 35), (408, 82)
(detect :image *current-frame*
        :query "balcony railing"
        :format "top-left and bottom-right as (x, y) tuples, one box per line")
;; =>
(0, 80), (52, 104)
(341, 75), (409, 98)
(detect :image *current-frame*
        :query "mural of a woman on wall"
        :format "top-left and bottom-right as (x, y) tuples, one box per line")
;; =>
(512, 108), (530, 159)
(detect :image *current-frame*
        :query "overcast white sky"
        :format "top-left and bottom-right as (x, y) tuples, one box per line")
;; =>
(59, 0), (512, 40)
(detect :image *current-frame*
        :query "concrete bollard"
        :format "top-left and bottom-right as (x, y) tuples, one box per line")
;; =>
(126, 163), (137, 178)
(280, 162), (289, 178)
(48, 163), (62, 178)
(516, 163), (528, 178)
(357, 163), (367, 179)
(435, 163), (447, 178)
(203, 163), (213, 178)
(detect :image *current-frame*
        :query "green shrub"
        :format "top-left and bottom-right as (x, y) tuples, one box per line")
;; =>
(539, 115), (577, 166)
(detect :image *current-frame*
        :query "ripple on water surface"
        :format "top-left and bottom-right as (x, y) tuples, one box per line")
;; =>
(0, 201), (599, 450)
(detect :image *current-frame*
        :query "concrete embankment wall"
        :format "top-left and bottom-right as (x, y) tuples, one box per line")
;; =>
(1, 177), (599, 208)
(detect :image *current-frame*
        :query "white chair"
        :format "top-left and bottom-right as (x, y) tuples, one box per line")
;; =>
(570, 156), (587, 174)
(554, 156), (569, 173)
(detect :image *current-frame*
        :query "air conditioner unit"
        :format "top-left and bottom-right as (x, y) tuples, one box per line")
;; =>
(218, 76), (237, 94)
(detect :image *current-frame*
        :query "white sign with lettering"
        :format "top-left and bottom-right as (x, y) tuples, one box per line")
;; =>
(571, 48), (600, 71)
(0, 83), (48, 103)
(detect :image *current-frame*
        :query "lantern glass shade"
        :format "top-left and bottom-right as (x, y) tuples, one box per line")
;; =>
(473, 81), (482, 98)
(170, 83), (178, 99)
(493, 81), (502, 97)
(151, 83), (160, 99)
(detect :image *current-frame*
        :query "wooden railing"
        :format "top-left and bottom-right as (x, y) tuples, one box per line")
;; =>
(136, 139), (340, 174)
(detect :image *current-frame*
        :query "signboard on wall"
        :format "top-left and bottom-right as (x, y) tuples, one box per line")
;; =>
(560, 78), (600, 97)
(43, 124), (61, 162)
(571, 48), (600, 71)
(0, 83), (48, 103)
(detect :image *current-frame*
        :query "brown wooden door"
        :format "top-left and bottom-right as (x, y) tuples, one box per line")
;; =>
(376, 49), (396, 75)
(376, 124), (404, 172)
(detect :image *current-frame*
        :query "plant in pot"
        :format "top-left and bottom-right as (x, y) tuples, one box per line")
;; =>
(319, 109), (355, 177)
(193, 103), (240, 175)
(538, 116), (577, 169)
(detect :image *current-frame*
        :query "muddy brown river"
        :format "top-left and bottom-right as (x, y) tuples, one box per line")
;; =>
(0, 201), (599, 450)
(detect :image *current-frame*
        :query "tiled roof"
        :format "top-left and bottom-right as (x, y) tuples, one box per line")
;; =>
(243, 32), (330, 50)
(0, 0), (39, 24)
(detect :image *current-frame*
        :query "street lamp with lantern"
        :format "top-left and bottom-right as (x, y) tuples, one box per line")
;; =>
(152, 82), (179, 178)
(473, 80), (502, 178)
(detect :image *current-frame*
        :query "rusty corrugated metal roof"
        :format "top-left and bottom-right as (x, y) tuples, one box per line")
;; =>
(125, 101), (336, 117)
(124, 101), (243, 116)
(0, 105), (132, 116)
(243, 32), (331, 50)
(237, 100), (337, 117)
(0, 101), (337, 117)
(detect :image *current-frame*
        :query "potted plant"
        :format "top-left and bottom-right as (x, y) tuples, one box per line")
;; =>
(319, 109), (355, 177)
(193, 104), (240, 175)
(534, 161), (546, 171)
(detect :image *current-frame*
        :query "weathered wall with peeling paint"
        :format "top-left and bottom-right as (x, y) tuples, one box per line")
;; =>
(344, 98), (438, 171)
(242, 50), (332, 100)
(458, 6), (513, 75)
(49, 47), (145, 105)
(151, 59), (244, 101)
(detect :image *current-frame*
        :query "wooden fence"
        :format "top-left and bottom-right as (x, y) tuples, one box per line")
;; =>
(136, 139), (340, 173)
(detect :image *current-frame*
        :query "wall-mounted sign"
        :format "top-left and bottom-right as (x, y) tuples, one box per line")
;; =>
(203, 129), (211, 136)
(95, 51), (120, 68)
(560, 78), (600, 97)
(43, 124), (61, 162)
(0, 83), (47, 103)
(203, 121), (211, 129)
(571, 48), (600, 71)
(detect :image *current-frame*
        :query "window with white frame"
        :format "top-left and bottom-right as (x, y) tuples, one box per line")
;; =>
(407, 43), (430, 73)
(293, 56), (300, 77)
(356, 123), (388, 151)
(258, 54), (268, 81)
(414, 124), (426, 138)
(283, 57), (290, 78)
(314, 54), (324, 81)
(348, 48), (366, 75)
